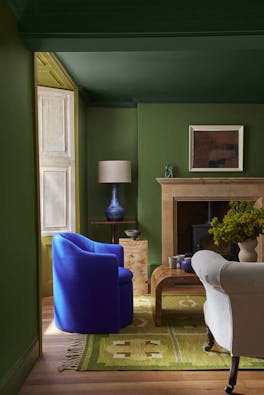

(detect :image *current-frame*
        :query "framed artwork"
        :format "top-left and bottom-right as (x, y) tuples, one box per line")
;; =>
(189, 125), (244, 172)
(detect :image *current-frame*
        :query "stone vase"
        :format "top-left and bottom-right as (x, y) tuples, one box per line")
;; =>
(238, 239), (258, 262)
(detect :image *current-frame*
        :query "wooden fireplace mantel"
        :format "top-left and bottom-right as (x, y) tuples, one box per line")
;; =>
(157, 177), (264, 263)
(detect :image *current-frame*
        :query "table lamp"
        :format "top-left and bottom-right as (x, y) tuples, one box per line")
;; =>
(98, 160), (131, 221)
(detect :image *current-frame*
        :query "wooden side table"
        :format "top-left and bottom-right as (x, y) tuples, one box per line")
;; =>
(151, 264), (201, 326)
(119, 238), (148, 295)
(90, 220), (136, 244)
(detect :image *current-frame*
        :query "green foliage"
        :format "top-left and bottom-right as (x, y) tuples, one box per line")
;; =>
(209, 200), (264, 245)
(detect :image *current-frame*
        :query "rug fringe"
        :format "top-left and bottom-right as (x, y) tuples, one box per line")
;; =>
(58, 335), (87, 372)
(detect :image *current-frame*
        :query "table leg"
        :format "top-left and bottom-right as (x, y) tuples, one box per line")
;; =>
(154, 288), (163, 326)
(111, 223), (117, 244)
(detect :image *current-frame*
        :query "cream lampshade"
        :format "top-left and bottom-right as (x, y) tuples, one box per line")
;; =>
(98, 160), (131, 183)
(98, 160), (131, 221)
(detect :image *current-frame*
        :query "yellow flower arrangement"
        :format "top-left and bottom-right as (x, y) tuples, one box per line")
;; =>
(209, 200), (264, 245)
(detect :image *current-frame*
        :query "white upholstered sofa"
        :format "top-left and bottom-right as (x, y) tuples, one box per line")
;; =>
(192, 249), (264, 393)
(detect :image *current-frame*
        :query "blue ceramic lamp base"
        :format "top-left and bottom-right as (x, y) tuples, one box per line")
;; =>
(105, 183), (124, 221)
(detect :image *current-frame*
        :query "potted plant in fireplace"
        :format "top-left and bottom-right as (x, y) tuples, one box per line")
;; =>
(209, 200), (264, 262)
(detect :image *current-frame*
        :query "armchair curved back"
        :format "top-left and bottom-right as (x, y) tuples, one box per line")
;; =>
(52, 232), (132, 334)
(57, 231), (124, 266)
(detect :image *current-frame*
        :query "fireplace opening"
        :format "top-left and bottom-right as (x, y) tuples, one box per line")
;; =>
(177, 201), (239, 260)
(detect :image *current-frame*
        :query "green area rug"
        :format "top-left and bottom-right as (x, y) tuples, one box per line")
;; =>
(60, 295), (264, 371)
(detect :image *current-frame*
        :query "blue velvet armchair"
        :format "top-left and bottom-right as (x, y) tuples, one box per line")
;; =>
(52, 232), (133, 334)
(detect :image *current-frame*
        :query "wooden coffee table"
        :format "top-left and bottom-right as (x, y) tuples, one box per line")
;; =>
(151, 264), (201, 326)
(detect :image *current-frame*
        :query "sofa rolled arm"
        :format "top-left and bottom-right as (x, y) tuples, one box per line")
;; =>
(192, 250), (229, 290)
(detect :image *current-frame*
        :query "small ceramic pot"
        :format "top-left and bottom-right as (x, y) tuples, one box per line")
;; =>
(181, 258), (194, 273)
(168, 256), (177, 269)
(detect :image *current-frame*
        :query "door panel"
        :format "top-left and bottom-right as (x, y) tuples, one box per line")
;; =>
(37, 86), (76, 296)
(38, 92), (71, 156)
(41, 168), (67, 230)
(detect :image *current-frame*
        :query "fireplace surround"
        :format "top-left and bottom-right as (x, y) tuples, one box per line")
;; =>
(157, 178), (264, 264)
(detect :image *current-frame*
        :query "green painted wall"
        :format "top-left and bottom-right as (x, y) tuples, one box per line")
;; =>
(0, 1), (39, 393)
(138, 103), (264, 272)
(87, 107), (138, 243)
(86, 103), (264, 273)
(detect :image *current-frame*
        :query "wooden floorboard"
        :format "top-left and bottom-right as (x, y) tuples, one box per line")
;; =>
(19, 286), (264, 394)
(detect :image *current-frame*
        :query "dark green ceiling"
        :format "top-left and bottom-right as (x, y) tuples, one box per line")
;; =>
(55, 50), (264, 103)
(6, 0), (264, 103)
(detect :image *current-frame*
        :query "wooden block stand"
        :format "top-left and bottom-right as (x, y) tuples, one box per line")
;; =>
(119, 238), (148, 295)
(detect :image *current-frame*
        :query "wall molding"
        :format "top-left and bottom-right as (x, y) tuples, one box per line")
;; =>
(0, 338), (39, 395)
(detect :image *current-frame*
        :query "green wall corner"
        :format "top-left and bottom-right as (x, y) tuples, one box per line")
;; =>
(87, 107), (138, 243)
(0, 1), (39, 392)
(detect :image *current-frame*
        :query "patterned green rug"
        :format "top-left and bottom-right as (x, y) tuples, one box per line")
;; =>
(60, 295), (264, 371)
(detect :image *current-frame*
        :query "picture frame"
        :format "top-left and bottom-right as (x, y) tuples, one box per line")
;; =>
(189, 125), (244, 172)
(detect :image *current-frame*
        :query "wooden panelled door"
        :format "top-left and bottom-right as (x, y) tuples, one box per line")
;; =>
(37, 86), (76, 296)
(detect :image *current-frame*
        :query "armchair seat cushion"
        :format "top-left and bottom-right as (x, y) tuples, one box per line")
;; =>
(118, 267), (133, 285)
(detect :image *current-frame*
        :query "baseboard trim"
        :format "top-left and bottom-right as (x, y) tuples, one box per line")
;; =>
(0, 338), (40, 395)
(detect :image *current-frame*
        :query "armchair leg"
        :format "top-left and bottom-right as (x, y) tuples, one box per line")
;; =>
(204, 325), (215, 351)
(225, 356), (240, 394)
